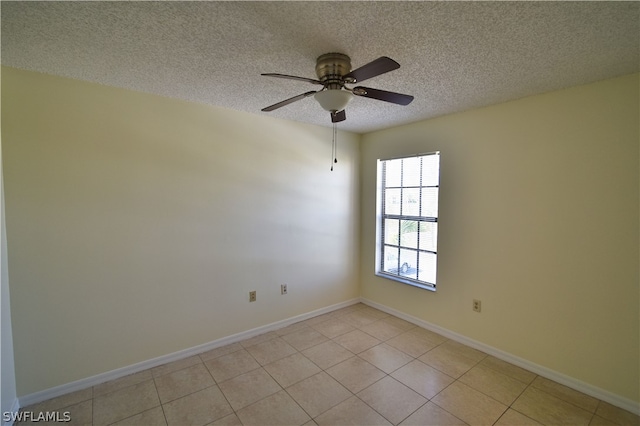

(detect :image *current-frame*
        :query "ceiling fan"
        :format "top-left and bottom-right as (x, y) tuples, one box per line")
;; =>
(261, 53), (414, 123)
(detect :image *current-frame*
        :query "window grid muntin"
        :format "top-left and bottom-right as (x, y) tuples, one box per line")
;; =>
(379, 153), (439, 288)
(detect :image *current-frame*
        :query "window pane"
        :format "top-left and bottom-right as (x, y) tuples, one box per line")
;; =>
(422, 154), (440, 186)
(384, 219), (400, 245)
(402, 157), (421, 187)
(399, 248), (417, 279)
(421, 187), (439, 218)
(401, 188), (420, 216)
(400, 220), (418, 249)
(417, 251), (437, 284)
(385, 159), (402, 187)
(418, 222), (438, 252)
(385, 188), (401, 215)
(383, 245), (399, 273)
(378, 153), (439, 289)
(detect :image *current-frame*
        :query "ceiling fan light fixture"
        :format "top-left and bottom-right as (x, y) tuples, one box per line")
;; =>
(314, 89), (353, 112)
(262, 54), (412, 121)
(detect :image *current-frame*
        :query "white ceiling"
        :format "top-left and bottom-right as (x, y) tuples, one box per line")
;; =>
(2, 1), (638, 134)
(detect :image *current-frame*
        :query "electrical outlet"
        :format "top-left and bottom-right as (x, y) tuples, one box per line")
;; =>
(473, 299), (481, 312)
(281, 284), (288, 295)
(249, 291), (256, 302)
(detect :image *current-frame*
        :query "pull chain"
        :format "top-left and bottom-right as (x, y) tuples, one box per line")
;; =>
(331, 122), (338, 171)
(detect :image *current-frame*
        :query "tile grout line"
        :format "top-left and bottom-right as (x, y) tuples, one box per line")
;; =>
(198, 356), (237, 425)
(508, 378), (601, 425)
(233, 307), (360, 424)
(241, 312), (396, 425)
(236, 331), (309, 422)
(331, 325), (457, 426)
(19, 303), (637, 426)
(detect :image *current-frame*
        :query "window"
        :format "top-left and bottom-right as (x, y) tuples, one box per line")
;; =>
(376, 152), (440, 291)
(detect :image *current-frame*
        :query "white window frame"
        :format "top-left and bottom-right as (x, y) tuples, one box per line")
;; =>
(375, 152), (440, 291)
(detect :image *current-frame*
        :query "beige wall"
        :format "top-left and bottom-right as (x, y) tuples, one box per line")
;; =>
(360, 74), (639, 403)
(3, 66), (638, 405)
(1, 67), (360, 396)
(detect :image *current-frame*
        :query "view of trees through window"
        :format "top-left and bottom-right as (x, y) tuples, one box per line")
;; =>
(378, 153), (440, 289)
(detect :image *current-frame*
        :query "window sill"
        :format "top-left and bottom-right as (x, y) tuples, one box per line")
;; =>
(375, 271), (436, 292)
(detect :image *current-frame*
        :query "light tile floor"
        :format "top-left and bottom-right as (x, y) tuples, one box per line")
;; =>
(18, 303), (640, 426)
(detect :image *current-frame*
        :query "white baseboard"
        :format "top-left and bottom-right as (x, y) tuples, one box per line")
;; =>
(18, 298), (360, 408)
(2, 398), (20, 426)
(360, 297), (640, 416)
(19, 296), (638, 416)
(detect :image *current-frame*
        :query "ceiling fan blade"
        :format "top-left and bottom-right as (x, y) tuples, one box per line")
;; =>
(343, 57), (400, 83)
(261, 91), (318, 112)
(331, 110), (346, 123)
(353, 86), (414, 105)
(262, 73), (322, 85)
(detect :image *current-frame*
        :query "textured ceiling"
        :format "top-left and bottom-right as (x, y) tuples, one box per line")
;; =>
(2, 1), (639, 134)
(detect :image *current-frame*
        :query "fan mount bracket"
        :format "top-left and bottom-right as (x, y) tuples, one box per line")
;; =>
(316, 53), (352, 86)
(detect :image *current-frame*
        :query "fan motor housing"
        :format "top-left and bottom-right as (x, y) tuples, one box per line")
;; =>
(316, 53), (352, 88)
